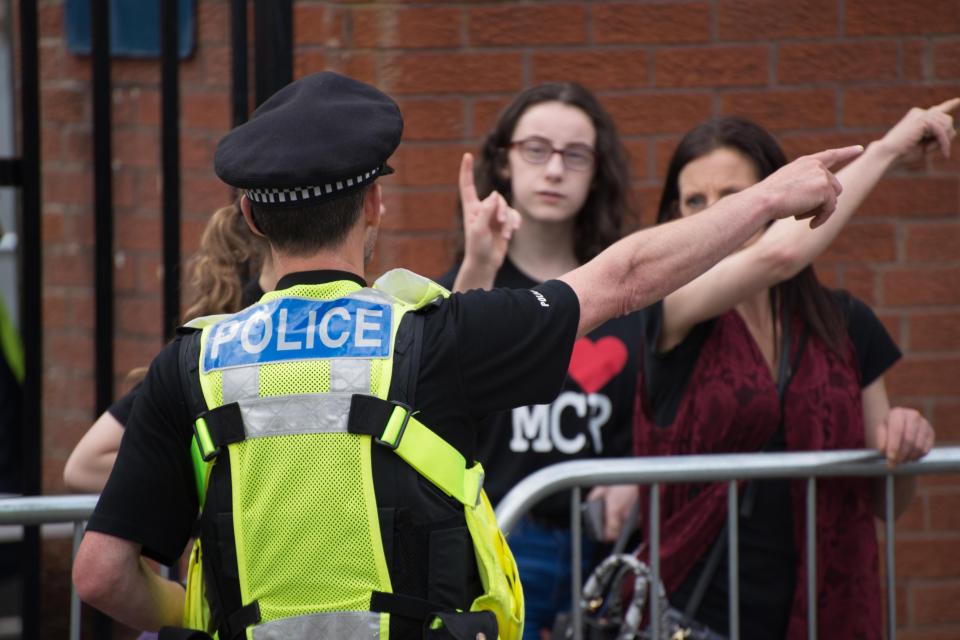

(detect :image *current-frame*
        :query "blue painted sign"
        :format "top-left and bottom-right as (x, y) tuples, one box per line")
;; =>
(66, 0), (196, 59)
(202, 297), (393, 373)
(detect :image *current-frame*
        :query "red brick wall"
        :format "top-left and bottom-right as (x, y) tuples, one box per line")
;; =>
(28, 0), (959, 636)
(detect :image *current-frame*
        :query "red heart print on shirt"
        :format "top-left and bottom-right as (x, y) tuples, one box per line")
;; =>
(567, 336), (629, 394)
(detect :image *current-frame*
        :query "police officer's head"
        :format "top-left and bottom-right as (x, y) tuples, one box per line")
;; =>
(214, 72), (403, 259)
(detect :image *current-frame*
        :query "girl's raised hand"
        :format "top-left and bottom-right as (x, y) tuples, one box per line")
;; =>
(458, 153), (521, 274)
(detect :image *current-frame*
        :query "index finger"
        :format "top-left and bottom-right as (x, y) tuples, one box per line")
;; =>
(459, 153), (480, 208)
(933, 97), (960, 115)
(806, 144), (865, 169)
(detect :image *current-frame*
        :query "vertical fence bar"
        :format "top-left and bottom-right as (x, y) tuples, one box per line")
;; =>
(230, 0), (248, 127)
(649, 483), (660, 639)
(70, 522), (85, 640)
(253, 0), (293, 107)
(806, 477), (817, 639)
(727, 481), (740, 640)
(571, 486), (583, 640)
(91, 0), (113, 416)
(18, 0), (41, 635)
(885, 474), (896, 640)
(161, 0), (181, 339)
(90, 25), (120, 625)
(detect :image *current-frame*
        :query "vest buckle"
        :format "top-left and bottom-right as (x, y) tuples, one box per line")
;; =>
(374, 400), (416, 450)
(193, 416), (222, 462)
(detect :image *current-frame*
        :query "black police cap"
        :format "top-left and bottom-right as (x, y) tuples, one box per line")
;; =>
(214, 71), (403, 208)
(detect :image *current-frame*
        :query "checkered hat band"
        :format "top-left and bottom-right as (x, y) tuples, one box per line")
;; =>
(245, 167), (381, 205)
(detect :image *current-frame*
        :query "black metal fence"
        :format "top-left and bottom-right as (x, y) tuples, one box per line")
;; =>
(7, 0), (294, 635)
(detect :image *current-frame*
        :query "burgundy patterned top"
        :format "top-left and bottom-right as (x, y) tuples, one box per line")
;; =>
(634, 291), (900, 639)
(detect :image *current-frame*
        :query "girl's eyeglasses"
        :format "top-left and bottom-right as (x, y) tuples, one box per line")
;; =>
(508, 136), (596, 172)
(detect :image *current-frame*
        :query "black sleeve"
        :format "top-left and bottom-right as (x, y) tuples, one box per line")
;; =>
(836, 291), (902, 387)
(640, 300), (713, 427)
(105, 384), (141, 427)
(435, 264), (458, 290)
(426, 279), (580, 417)
(86, 339), (199, 566)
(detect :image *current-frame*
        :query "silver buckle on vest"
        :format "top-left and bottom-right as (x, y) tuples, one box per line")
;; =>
(374, 400), (416, 451)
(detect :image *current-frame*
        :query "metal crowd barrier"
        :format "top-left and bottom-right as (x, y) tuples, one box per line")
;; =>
(495, 447), (960, 640)
(1, 449), (958, 639)
(0, 495), (97, 640)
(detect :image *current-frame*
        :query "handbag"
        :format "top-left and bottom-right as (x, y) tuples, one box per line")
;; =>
(551, 500), (726, 640)
(550, 551), (725, 640)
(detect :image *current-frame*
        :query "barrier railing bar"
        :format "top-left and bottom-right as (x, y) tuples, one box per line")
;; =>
(885, 474), (896, 640)
(495, 449), (960, 534)
(70, 521), (84, 640)
(495, 449), (960, 639)
(0, 495), (98, 525)
(806, 477), (817, 639)
(649, 483), (660, 640)
(727, 480), (739, 640)
(2, 451), (957, 638)
(571, 486), (583, 640)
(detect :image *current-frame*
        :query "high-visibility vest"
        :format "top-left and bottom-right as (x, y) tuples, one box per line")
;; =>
(179, 269), (523, 640)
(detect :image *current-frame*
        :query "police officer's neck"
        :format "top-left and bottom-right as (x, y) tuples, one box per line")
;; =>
(269, 243), (366, 284)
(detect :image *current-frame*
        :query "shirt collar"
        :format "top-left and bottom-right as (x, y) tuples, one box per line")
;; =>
(275, 270), (367, 290)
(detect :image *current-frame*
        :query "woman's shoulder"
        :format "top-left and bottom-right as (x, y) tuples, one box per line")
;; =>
(825, 288), (880, 330)
(823, 288), (901, 387)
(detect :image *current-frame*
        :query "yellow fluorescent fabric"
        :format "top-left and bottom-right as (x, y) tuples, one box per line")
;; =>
(231, 434), (384, 621)
(184, 270), (523, 639)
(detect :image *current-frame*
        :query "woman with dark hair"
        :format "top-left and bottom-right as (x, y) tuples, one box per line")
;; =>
(438, 82), (637, 639)
(622, 100), (956, 638)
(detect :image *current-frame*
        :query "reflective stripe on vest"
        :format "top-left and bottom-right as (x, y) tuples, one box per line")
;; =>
(250, 611), (381, 640)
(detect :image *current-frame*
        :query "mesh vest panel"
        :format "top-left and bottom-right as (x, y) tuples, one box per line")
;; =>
(198, 282), (396, 626)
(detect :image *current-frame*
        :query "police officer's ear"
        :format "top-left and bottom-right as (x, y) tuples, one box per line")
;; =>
(239, 194), (267, 238)
(362, 183), (384, 228)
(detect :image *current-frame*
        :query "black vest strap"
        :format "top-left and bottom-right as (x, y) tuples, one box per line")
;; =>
(223, 601), (261, 639)
(347, 394), (406, 440)
(158, 628), (214, 640)
(181, 331), (259, 639)
(195, 402), (246, 461)
(370, 590), (444, 622)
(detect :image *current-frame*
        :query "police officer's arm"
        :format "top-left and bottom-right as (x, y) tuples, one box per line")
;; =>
(559, 146), (863, 337)
(74, 531), (185, 630)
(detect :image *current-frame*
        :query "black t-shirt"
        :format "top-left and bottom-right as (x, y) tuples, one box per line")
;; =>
(439, 257), (642, 522)
(641, 290), (901, 637)
(641, 291), (900, 428)
(87, 269), (580, 566)
(106, 384), (140, 426)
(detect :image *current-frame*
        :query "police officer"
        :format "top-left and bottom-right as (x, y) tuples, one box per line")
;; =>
(74, 72), (861, 639)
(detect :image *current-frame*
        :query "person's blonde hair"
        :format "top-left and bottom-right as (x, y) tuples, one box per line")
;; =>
(184, 203), (268, 320)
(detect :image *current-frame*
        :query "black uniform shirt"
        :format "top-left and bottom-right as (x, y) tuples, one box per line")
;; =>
(87, 270), (580, 566)
(440, 257), (642, 522)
